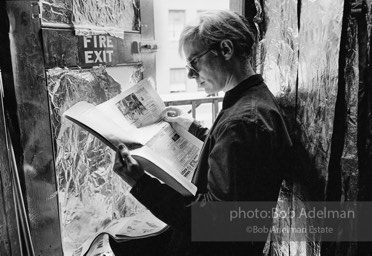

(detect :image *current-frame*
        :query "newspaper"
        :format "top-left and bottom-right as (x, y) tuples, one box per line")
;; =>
(63, 78), (202, 195)
(145, 124), (199, 181)
(96, 78), (179, 144)
(72, 210), (168, 256)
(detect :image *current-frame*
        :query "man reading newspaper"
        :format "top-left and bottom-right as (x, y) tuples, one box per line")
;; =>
(113, 10), (292, 256)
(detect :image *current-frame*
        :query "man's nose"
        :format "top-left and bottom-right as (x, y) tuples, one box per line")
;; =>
(187, 68), (198, 79)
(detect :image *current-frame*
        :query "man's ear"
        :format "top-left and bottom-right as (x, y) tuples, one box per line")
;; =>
(219, 39), (234, 60)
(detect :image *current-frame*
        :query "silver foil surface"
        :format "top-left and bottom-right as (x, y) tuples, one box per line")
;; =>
(47, 67), (146, 254)
(260, 1), (307, 255)
(298, 0), (344, 178)
(341, 15), (359, 202)
(260, 0), (298, 101)
(40, 0), (137, 32)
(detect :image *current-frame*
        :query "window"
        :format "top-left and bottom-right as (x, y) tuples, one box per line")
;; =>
(168, 10), (185, 40)
(170, 68), (187, 92)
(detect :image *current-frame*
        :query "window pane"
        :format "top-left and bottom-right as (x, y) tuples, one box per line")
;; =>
(168, 10), (185, 40)
(170, 68), (186, 92)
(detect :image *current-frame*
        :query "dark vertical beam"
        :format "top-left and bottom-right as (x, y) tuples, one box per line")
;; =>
(366, 0), (372, 186)
(319, 2), (348, 255)
(357, 0), (372, 202)
(357, 0), (372, 254)
(0, 1), (62, 255)
(325, 0), (350, 202)
(244, 0), (259, 70)
(295, 0), (301, 120)
(0, 5), (22, 256)
(140, 0), (157, 81)
(0, 77), (21, 256)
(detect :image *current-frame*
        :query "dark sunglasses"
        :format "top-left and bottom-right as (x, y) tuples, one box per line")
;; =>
(185, 48), (212, 74)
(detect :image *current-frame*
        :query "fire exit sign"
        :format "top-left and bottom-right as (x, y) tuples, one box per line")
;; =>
(82, 35), (114, 63)
(42, 29), (138, 69)
(78, 34), (125, 67)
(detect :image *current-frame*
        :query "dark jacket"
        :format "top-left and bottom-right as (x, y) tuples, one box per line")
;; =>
(131, 74), (292, 255)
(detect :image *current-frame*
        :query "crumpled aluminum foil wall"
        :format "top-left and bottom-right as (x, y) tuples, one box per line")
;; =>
(40, 0), (138, 34)
(259, 1), (309, 255)
(298, 0), (344, 178)
(260, 0), (298, 101)
(341, 15), (359, 202)
(72, 0), (126, 27)
(47, 67), (146, 254)
(260, 0), (345, 255)
(297, 0), (343, 253)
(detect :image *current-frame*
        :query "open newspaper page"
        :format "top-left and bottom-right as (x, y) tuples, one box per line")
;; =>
(72, 210), (168, 256)
(143, 123), (200, 181)
(97, 78), (167, 144)
(64, 78), (202, 195)
(129, 122), (201, 195)
(63, 101), (141, 150)
(96, 78), (202, 194)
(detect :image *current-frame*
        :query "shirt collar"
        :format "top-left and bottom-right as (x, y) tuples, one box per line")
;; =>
(222, 74), (264, 109)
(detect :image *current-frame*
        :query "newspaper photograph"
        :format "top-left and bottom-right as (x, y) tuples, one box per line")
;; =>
(115, 86), (160, 128)
(100, 78), (165, 129)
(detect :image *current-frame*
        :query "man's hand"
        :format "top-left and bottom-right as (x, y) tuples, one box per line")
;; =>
(113, 144), (144, 187)
(162, 106), (194, 131)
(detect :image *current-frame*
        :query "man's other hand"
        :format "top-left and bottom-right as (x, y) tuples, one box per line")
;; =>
(113, 144), (144, 187)
(161, 106), (194, 131)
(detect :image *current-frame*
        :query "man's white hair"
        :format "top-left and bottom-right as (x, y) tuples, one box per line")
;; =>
(179, 10), (258, 60)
